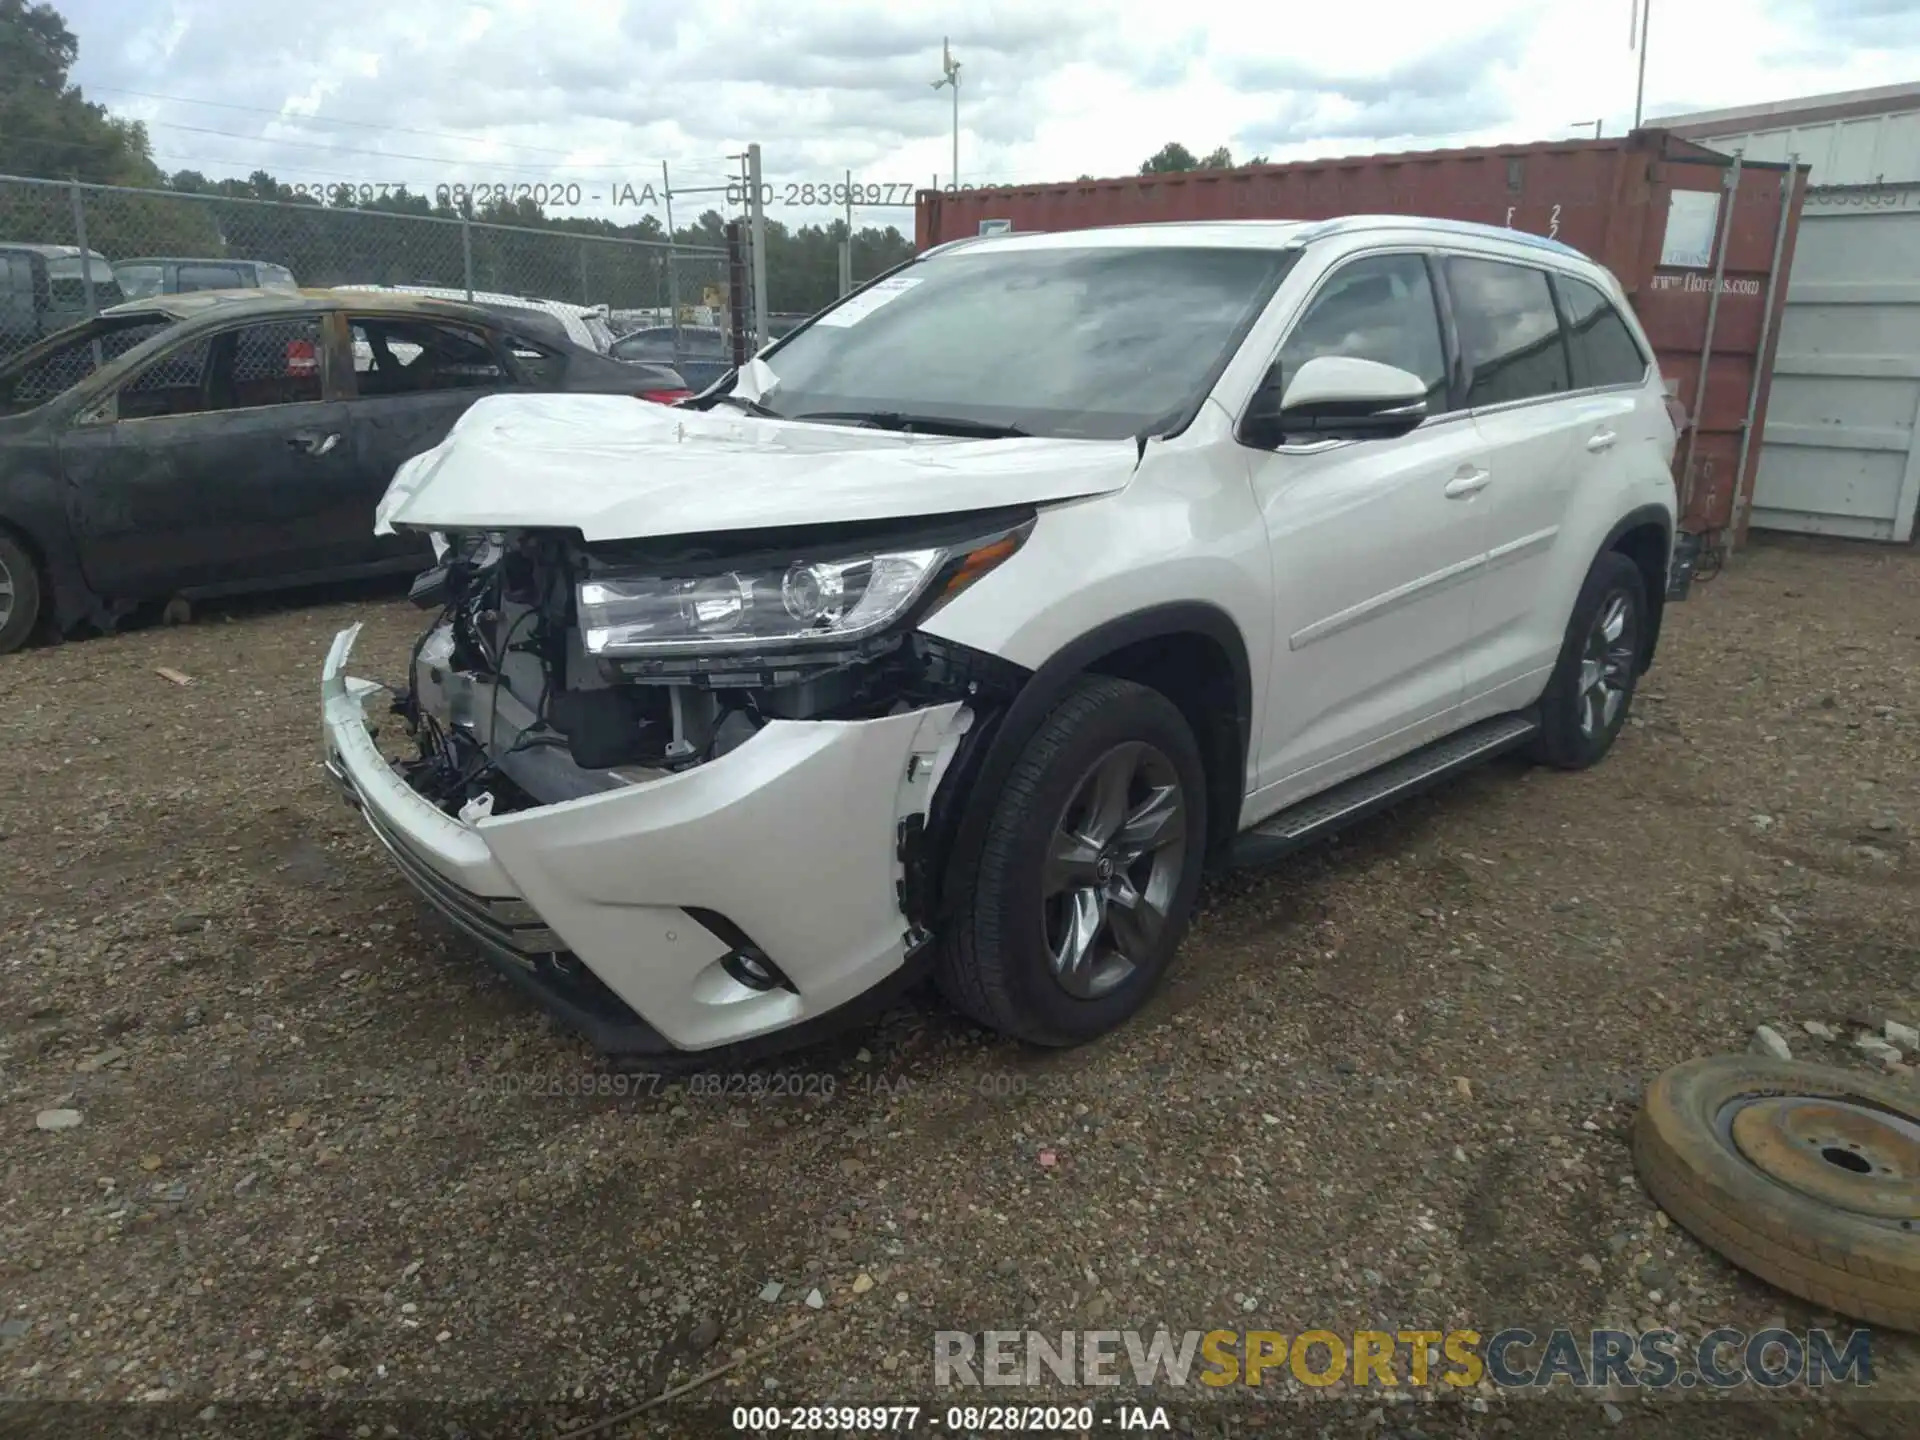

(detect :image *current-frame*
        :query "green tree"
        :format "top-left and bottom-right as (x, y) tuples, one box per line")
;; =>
(1201, 145), (1234, 169)
(0, 0), (160, 184)
(1140, 142), (1199, 175)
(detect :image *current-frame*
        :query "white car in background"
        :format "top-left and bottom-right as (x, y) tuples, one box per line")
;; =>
(322, 216), (1686, 1063)
(330, 285), (616, 353)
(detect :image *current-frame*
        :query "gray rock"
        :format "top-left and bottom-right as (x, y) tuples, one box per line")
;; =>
(689, 1315), (721, 1352)
(757, 1280), (783, 1303)
(0, 1319), (29, 1339)
(1749, 1026), (1793, 1062)
(75, 1046), (128, 1073)
(804, 1288), (825, 1310)
(1885, 1020), (1919, 1051)
(1856, 1034), (1901, 1062)
(995, 1256), (1017, 1277)
(1637, 1260), (1675, 1292)
(171, 913), (208, 935)
(35, 1108), (82, 1132)
(1801, 1020), (1835, 1040)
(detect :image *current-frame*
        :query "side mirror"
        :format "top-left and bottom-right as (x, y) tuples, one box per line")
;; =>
(1243, 355), (1429, 447)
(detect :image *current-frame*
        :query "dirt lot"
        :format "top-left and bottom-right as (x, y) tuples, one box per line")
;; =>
(2, 537), (1917, 1436)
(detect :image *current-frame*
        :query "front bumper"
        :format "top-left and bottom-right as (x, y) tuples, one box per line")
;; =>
(320, 624), (969, 1056)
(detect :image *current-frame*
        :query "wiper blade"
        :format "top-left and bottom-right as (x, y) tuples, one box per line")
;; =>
(793, 410), (1030, 439)
(709, 391), (784, 419)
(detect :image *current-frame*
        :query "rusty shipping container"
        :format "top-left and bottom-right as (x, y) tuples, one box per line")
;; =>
(916, 130), (1809, 545)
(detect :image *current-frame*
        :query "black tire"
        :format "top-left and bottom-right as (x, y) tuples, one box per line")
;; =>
(936, 675), (1208, 1046)
(0, 530), (43, 656)
(1529, 549), (1646, 770)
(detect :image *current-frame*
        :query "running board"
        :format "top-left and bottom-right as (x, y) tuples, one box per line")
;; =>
(1228, 711), (1538, 869)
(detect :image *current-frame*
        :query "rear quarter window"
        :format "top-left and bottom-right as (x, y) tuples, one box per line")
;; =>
(1554, 274), (1649, 389)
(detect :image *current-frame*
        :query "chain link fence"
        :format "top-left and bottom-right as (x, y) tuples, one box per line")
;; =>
(0, 174), (728, 369)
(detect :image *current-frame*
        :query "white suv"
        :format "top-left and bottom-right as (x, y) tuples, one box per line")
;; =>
(321, 216), (1684, 1060)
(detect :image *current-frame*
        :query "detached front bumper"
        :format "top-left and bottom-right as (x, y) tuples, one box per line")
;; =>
(320, 623), (969, 1057)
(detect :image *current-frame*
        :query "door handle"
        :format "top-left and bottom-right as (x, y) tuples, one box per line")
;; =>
(289, 430), (340, 456)
(1444, 468), (1491, 499)
(1586, 430), (1617, 452)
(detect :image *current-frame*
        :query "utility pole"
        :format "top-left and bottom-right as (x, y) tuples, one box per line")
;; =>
(746, 142), (770, 351)
(1630, 0), (1652, 130)
(932, 38), (961, 190)
(839, 167), (854, 296)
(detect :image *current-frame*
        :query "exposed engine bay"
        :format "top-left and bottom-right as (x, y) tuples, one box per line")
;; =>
(388, 515), (1032, 820)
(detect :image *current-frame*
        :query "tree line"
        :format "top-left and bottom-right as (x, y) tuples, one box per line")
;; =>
(0, 0), (912, 315)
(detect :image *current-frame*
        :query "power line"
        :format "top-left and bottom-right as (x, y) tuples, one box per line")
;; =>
(89, 84), (589, 157)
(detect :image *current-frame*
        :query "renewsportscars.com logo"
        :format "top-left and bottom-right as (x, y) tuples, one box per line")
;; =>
(933, 1327), (1874, 1391)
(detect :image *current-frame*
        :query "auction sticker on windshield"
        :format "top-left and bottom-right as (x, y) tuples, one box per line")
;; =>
(816, 276), (922, 327)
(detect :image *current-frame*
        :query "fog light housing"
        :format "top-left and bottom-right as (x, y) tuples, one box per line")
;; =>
(721, 947), (789, 992)
(688, 907), (796, 993)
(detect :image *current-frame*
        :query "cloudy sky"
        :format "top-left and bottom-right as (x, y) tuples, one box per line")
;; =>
(55, 0), (1920, 232)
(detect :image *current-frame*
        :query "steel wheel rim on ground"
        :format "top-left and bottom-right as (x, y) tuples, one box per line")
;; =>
(1633, 1055), (1920, 1332)
(1041, 740), (1187, 1000)
(1578, 589), (1636, 737)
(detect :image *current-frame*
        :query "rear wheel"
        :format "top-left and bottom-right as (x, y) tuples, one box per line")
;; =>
(936, 676), (1208, 1046)
(1530, 550), (1645, 770)
(0, 531), (43, 656)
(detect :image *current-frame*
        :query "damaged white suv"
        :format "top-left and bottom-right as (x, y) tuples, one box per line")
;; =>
(322, 216), (1686, 1060)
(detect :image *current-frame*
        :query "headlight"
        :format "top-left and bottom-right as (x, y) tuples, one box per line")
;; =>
(577, 526), (1027, 657)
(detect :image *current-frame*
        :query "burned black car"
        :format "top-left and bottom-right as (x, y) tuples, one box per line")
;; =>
(0, 289), (690, 653)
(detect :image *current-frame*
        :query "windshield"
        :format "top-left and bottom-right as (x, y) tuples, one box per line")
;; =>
(750, 244), (1295, 440)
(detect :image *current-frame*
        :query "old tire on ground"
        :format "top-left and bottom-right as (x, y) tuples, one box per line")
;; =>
(1529, 549), (1646, 770)
(936, 675), (1207, 1047)
(0, 530), (43, 656)
(1632, 1055), (1920, 1331)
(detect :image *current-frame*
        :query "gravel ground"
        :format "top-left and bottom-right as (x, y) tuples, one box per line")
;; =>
(2, 538), (1917, 1438)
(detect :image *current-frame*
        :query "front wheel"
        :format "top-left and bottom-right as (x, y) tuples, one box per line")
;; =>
(936, 675), (1208, 1046)
(1530, 549), (1646, 770)
(0, 531), (43, 656)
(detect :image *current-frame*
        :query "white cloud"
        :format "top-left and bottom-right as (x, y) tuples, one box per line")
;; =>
(55, 0), (1920, 227)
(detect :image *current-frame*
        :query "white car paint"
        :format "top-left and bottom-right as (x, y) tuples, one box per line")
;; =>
(329, 285), (614, 352)
(372, 392), (1142, 540)
(325, 216), (1677, 1053)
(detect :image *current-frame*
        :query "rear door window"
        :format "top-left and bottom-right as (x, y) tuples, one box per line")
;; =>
(1445, 257), (1571, 408)
(220, 318), (325, 408)
(179, 264), (247, 292)
(1554, 274), (1648, 389)
(118, 336), (215, 419)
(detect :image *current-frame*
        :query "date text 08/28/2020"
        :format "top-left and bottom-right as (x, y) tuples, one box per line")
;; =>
(280, 180), (927, 209)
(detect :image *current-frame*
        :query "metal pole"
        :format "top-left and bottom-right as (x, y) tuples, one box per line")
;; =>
(1679, 154), (1741, 530)
(952, 73), (960, 190)
(839, 167), (854, 296)
(460, 208), (474, 300)
(663, 160), (680, 347)
(724, 218), (749, 369)
(747, 143), (770, 351)
(1727, 156), (1799, 557)
(67, 180), (98, 320)
(1632, 0), (1651, 130)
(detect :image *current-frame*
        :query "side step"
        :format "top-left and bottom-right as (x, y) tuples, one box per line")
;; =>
(1227, 711), (1538, 869)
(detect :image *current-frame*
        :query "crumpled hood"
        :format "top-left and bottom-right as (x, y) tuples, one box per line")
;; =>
(373, 393), (1141, 541)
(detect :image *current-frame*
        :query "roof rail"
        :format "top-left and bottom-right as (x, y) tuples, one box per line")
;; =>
(1294, 214), (1586, 258)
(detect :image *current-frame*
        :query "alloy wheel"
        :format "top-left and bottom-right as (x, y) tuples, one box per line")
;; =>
(1577, 590), (1637, 739)
(1041, 740), (1188, 999)
(0, 552), (14, 634)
